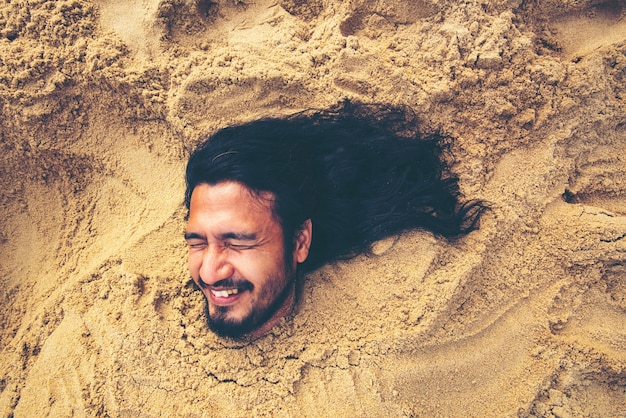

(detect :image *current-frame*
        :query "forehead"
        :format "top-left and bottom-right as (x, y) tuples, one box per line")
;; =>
(187, 182), (279, 233)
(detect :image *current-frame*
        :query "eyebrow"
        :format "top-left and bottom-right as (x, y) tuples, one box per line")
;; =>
(184, 232), (204, 241)
(183, 232), (257, 241)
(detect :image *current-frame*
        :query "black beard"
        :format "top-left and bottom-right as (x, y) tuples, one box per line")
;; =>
(205, 276), (295, 339)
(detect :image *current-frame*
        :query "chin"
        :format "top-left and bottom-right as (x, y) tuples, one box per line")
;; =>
(205, 305), (259, 338)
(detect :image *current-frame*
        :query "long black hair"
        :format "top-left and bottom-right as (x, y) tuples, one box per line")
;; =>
(185, 102), (486, 272)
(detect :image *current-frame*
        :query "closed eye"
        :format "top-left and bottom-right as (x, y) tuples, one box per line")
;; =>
(187, 241), (206, 249)
(220, 232), (259, 250)
(184, 232), (206, 249)
(225, 242), (257, 250)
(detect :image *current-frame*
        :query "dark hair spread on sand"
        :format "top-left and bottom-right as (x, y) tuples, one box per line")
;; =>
(185, 101), (486, 272)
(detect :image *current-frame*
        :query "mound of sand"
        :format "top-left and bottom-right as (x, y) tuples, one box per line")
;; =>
(1, 0), (625, 415)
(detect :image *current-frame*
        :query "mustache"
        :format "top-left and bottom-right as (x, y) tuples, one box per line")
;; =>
(198, 277), (254, 292)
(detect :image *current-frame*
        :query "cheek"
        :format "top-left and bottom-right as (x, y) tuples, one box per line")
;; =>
(238, 257), (277, 288)
(187, 252), (201, 278)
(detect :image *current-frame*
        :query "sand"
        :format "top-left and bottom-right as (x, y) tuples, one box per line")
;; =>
(1, 0), (625, 416)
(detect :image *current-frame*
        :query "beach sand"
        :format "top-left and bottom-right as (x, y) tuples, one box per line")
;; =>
(1, 0), (625, 416)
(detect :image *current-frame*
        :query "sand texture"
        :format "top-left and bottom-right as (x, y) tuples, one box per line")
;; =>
(1, 0), (625, 416)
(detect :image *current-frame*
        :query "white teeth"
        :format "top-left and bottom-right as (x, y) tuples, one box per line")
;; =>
(211, 288), (239, 298)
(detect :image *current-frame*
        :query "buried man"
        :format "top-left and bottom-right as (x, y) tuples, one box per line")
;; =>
(184, 102), (486, 339)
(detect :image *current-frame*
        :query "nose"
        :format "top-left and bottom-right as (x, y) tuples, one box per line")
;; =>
(198, 246), (234, 286)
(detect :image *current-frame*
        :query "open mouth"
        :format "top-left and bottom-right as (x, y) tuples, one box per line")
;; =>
(200, 279), (252, 305)
(207, 282), (252, 305)
(210, 288), (240, 298)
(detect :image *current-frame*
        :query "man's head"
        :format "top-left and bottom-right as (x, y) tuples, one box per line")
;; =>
(185, 114), (321, 339)
(185, 102), (486, 338)
(185, 181), (311, 338)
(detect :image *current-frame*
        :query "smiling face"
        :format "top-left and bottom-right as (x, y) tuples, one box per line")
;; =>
(185, 181), (311, 339)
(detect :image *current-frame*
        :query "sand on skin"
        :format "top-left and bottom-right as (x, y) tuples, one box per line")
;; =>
(1, 0), (625, 416)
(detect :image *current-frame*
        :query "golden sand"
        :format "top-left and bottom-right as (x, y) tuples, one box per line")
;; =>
(1, 0), (625, 415)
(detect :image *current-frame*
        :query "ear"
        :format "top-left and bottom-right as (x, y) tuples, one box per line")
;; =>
(294, 219), (312, 264)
